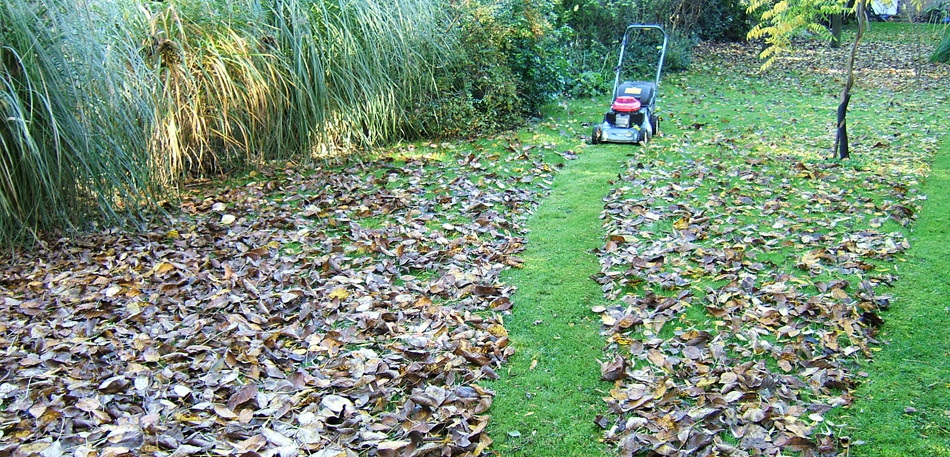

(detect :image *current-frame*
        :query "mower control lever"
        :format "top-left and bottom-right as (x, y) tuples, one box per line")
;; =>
(613, 24), (668, 100)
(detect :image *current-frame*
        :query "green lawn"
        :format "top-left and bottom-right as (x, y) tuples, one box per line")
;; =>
(487, 21), (949, 456)
(486, 100), (623, 456)
(830, 133), (950, 457)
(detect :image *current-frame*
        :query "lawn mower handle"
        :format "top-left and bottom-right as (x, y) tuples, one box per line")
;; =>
(613, 24), (668, 100)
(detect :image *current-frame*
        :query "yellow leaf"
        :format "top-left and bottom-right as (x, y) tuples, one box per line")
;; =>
(612, 335), (635, 346)
(76, 397), (101, 412)
(104, 285), (122, 298)
(473, 433), (492, 456)
(143, 346), (160, 363)
(487, 324), (508, 338)
(13, 442), (49, 454)
(173, 412), (204, 424)
(673, 217), (689, 231)
(155, 261), (175, 275)
(608, 389), (626, 402)
(214, 405), (238, 419)
(329, 288), (350, 300)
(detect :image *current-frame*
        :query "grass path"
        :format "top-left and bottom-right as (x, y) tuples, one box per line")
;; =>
(836, 135), (950, 457)
(486, 139), (629, 456)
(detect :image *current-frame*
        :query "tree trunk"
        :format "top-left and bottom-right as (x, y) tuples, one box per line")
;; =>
(834, 1), (867, 160)
(831, 13), (842, 48)
(905, 2), (923, 87)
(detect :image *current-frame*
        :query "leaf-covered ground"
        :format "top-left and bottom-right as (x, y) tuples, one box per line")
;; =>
(594, 26), (949, 457)
(0, 138), (569, 456)
(2, 23), (948, 457)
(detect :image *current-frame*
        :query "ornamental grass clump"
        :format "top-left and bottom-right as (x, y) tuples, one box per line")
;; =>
(0, 0), (454, 246)
(142, 0), (452, 177)
(0, 0), (156, 244)
(931, 26), (950, 63)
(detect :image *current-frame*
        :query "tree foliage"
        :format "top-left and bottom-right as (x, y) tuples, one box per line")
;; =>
(746, 0), (845, 68)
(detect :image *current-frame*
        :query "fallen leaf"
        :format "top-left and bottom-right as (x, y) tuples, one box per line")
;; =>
(227, 384), (258, 411)
(76, 397), (101, 412)
(601, 355), (626, 381)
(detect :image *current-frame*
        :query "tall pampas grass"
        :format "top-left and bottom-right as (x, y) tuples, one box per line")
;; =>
(1, 0), (156, 243)
(0, 0), (453, 246)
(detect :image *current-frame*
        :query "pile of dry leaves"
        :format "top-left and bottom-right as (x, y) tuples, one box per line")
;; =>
(0, 142), (558, 457)
(594, 40), (945, 457)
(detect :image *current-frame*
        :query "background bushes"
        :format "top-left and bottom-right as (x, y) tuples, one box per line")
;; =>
(553, 0), (752, 94)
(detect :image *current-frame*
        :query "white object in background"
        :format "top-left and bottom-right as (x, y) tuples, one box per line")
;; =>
(872, 0), (899, 16)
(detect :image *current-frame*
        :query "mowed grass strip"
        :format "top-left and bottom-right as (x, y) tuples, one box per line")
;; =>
(487, 113), (630, 456)
(833, 134), (950, 457)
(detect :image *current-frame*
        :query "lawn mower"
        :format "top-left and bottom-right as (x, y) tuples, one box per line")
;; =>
(591, 24), (668, 145)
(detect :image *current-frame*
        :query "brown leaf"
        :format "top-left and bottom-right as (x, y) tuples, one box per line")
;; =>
(227, 384), (259, 411)
(261, 427), (294, 447)
(601, 355), (626, 381)
(76, 397), (101, 412)
(320, 394), (352, 414)
(213, 404), (238, 419)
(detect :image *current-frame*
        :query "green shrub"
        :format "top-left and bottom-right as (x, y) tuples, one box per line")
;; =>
(921, 1), (950, 24)
(569, 70), (609, 98)
(663, 33), (696, 71)
(690, 0), (752, 42)
(498, 0), (571, 115)
(405, 0), (521, 136)
(932, 27), (950, 63)
(558, 0), (639, 46)
(410, 0), (571, 131)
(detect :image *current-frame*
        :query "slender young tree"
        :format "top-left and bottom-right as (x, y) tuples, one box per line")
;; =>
(747, 0), (922, 160)
(833, 0), (866, 159)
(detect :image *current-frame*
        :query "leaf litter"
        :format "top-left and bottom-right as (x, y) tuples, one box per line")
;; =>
(0, 135), (568, 456)
(0, 34), (945, 457)
(594, 38), (948, 456)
